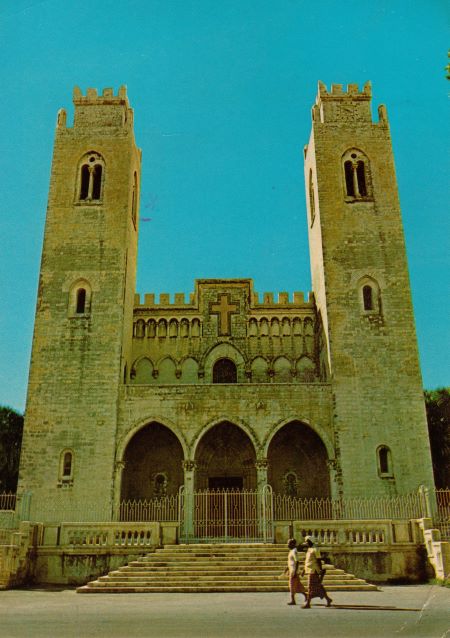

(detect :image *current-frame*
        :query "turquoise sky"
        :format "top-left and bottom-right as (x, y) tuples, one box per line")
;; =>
(0, 1), (448, 412)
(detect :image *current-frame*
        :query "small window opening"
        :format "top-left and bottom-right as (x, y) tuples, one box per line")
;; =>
(131, 172), (138, 228)
(379, 448), (389, 474)
(378, 446), (392, 477)
(357, 161), (367, 197)
(344, 161), (354, 197)
(362, 285), (373, 311)
(63, 452), (72, 477)
(309, 169), (316, 225)
(80, 165), (90, 200)
(213, 358), (237, 383)
(76, 288), (86, 314)
(92, 164), (102, 200)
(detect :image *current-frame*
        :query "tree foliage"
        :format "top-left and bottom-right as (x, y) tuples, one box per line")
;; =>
(424, 388), (450, 488)
(0, 406), (24, 492)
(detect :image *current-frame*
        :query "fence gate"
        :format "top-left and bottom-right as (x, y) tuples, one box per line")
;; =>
(179, 485), (273, 543)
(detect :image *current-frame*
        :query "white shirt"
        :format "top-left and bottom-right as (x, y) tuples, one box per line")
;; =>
(287, 548), (300, 576)
(304, 546), (322, 574)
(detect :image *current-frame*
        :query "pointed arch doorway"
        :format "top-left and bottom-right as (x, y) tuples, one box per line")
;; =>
(179, 422), (273, 542)
(195, 421), (257, 490)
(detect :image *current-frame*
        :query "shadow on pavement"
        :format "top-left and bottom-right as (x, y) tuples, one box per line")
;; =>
(325, 604), (422, 612)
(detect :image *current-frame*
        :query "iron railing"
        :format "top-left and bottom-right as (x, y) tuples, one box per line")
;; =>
(433, 488), (450, 540)
(118, 496), (179, 522)
(273, 492), (426, 521)
(0, 492), (16, 511)
(2, 488), (449, 528)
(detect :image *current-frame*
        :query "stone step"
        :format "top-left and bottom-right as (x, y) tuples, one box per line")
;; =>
(78, 584), (378, 593)
(77, 543), (378, 594)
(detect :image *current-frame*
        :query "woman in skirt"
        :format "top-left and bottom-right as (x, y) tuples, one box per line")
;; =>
(286, 538), (306, 605)
(302, 536), (333, 608)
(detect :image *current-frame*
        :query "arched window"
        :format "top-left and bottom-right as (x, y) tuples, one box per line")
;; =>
(377, 446), (393, 477)
(77, 152), (105, 202)
(63, 452), (72, 477)
(131, 172), (138, 228)
(362, 285), (373, 311)
(358, 277), (381, 315)
(76, 288), (86, 314)
(213, 358), (237, 383)
(59, 449), (74, 484)
(342, 149), (372, 200)
(68, 280), (92, 317)
(309, 169), (316, 225)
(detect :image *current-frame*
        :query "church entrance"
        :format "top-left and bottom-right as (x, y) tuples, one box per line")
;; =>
(267, 421), (330, 498)
(179, 421), (273, 542)
(179, 485), (273, 543)
(194, 421), (257, 490)
(120, 422), (184, 501)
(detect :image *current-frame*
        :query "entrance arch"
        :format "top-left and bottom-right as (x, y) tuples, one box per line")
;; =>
(267, 421), (330, 498)
(194, 421), (257, 490)
(120, 422), (184, 500)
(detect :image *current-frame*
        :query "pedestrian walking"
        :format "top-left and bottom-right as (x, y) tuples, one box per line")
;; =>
(285, 538), (306, 605)
(302, 536), (333, 608)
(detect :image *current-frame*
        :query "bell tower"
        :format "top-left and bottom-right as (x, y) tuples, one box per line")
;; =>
(304, 82), (434, 496)
(18, 87), (141, 517)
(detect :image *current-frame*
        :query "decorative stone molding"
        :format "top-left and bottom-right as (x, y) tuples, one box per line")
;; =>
(182, 460), (197, 472)
(255, 458), (269, 471)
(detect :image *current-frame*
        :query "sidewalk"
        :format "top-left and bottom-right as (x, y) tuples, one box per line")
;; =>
(0, 585), (448, 638)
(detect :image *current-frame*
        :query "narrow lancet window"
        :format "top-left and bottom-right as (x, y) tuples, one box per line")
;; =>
(131, 172), (138, 228)
(362, 285), (373, 311)
(344, 161), (354, 197)
(63, 452), (72, 477)
(309, 169), (316, 225)
(377, 446), (393, 477)
(76, 288), (86, 314)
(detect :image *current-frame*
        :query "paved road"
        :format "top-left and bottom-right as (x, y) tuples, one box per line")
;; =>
(0, 585), (448, 638)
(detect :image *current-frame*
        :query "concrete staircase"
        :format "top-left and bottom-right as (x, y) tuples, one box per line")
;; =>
(77, 544), (378, 593)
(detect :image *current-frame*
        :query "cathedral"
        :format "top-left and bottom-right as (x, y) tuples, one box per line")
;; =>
(17, 82), (435, 540)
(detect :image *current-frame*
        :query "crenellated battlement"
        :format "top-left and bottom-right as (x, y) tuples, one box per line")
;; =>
(312, 80), (388, 125)
(134, 284), (313, 309)
(57, 85), (133, 130)
(72, 85), (129, 105)
(317, 81), (372, 100)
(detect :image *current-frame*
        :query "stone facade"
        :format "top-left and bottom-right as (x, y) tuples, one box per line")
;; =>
(17, 83), (435, 524)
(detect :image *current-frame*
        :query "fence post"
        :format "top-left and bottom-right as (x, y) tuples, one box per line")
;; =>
(419, 485), (432, 518)
(19, 491), (32, 522)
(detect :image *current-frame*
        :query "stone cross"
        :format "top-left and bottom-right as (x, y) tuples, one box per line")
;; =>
(210, 293), (239, 336)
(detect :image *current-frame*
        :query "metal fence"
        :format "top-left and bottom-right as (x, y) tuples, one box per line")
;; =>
(434, 488), (450, 541)
(273, 491), (426, 521)
(3, 488), (449, 528)
(0, 492), (16, 511)
(118, 496), (179, 522)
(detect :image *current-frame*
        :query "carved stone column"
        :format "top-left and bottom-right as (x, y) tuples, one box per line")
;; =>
(112, 460), (125, 519)
(255, 458), (269, 490)
(181, 460), (197, 539)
